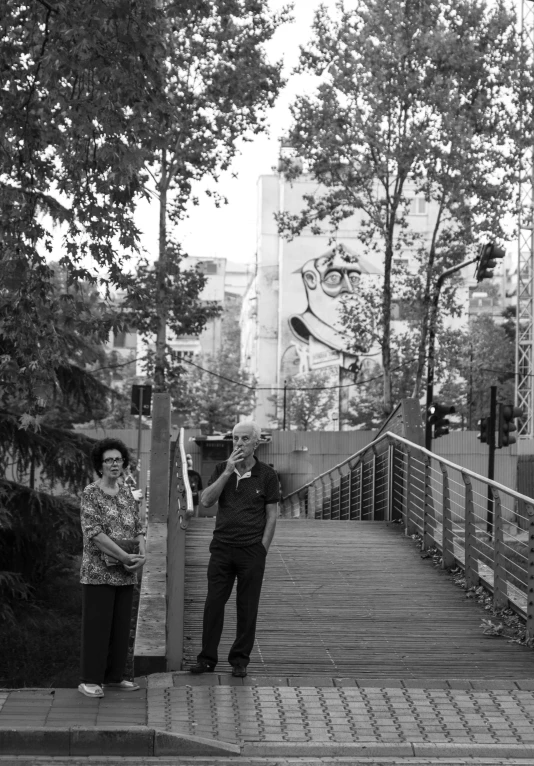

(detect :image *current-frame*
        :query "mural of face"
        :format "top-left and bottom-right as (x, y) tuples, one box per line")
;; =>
(305, 253), (361, 298)
(289, 250), (365, 354)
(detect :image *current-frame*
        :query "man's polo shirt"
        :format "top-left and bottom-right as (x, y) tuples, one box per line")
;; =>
(208, 458), (279, 546)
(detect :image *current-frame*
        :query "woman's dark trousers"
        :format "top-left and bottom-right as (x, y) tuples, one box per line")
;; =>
(198, 540), (266, 668)
(81, 584), (134, 684)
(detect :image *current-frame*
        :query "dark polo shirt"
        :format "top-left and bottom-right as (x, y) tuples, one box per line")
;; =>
(208, 458), (280, 546)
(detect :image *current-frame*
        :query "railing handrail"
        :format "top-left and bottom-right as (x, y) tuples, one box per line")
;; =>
(178, 428), (195, 515)
(175, 428), (195, 529)
(283, 430), (534, 510)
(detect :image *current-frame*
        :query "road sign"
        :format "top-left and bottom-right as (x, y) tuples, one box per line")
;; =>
(131, 385), (152, 416)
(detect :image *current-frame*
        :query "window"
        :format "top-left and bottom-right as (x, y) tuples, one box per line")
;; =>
(199, 260), (218, 274)
(113, 331), (127, 348)
(410, 197), (428, 216)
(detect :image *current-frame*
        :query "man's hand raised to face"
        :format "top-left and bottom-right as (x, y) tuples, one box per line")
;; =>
(225, 446), (244, 474)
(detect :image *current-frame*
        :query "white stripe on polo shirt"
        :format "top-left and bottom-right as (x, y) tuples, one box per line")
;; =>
(234, 467), (252, 486)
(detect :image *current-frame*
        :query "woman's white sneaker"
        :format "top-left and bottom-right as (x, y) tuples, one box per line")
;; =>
(78, 683), (104, 697)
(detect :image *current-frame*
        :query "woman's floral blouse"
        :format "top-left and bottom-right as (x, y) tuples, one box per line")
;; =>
(80, 482), (143, 586)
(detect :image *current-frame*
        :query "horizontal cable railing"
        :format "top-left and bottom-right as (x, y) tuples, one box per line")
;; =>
(280, 431), (534, 629)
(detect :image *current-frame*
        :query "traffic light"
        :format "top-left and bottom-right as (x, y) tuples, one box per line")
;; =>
(428, 402), (455, 438)
(477, 417), (488, 444)
(498, 404), (523, 448)
(475, 243), (506, 282)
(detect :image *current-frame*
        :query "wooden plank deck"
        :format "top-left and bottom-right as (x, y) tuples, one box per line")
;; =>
(183, 518), (534, 678)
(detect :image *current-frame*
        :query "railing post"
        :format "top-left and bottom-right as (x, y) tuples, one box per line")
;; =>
(358, 462), (364, 520)
(319, 476), (327, 520)
(526, 503), (534, 639)
(492, 487), (508, 610)
(440, 462), (455, 569)
(387, 441), (394, 521)
(422, 455), (432, 551)
(330, 470), (336, 520)
(463, 472), (478, 588)
(404, 448), (415, 536)
(371, 448), (377, 520)
(347, 464), (353, 519)
(299, 490), (307, 519)
(308, 482), (317, 519)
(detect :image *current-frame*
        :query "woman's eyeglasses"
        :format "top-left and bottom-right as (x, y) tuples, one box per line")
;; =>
(102, 458), (125, 466)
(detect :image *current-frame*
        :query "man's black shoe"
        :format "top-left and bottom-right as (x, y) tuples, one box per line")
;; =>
(231, 664), (247, 678)
(189, 660), (215, 674)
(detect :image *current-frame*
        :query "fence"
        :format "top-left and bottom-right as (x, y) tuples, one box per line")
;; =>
(281, 431), (534, 634)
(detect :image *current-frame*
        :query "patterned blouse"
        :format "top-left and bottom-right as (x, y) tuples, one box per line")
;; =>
(80, 482), (143, 586)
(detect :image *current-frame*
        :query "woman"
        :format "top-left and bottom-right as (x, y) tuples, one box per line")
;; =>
(78, 438), (146, 698)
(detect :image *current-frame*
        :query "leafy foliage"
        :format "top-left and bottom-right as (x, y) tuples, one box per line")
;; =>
(436, 314), (515, 426)
(269, 371), (337, 431)
(0, 480), (81, 624)
(145, 0), (288, 388)
(171, 296), (255, 432)
(1, 0), (169, 411)
(277, 0), (531, 414)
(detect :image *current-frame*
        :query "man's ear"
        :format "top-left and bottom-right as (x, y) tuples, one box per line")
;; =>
(303, 270), (317, 290)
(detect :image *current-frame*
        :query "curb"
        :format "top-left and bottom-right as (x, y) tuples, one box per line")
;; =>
(242, 741), (534, 758)
(0, 727), (239, 757)
(4, 729), (534, 758)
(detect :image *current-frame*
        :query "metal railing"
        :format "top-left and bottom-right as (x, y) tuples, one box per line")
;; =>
(281, 431), (534, 632)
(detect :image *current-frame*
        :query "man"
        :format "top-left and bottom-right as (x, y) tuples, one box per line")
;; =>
(189, 421), (279, 678)
(186, 453), (203, 517)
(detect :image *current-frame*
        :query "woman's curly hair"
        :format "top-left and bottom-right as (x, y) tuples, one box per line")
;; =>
(91, 438), (130, 477)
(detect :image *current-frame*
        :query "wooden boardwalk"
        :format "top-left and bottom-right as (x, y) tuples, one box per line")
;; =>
(183, 518), (534, 679)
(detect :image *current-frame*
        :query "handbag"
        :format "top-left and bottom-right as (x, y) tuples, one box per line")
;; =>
(102, 538), (140, 567)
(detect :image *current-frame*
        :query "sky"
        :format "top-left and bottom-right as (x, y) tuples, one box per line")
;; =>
(135, 0), (334, 266)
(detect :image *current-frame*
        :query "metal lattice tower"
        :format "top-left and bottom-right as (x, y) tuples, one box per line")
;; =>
(517, 0), (534, 437)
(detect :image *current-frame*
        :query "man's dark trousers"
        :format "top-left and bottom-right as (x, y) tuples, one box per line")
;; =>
(198, 539), (267, 667)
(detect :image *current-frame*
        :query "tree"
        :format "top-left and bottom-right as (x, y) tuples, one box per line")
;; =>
(171, 296), (255, 432)
(436, 314), (515, 428)
(345, 333), (418, 429)
(0, 261), (121, 623)
(143, 1), (288, 390)
(269, 371), (337, 431)
(276, 0), (531, 416)
(1, 0), (170, 417)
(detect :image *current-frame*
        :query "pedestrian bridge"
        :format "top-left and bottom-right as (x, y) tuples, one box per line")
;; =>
(134, 396), (534, 681)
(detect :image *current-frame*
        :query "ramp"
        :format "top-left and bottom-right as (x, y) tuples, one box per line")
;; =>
(183, 518), (534, 679)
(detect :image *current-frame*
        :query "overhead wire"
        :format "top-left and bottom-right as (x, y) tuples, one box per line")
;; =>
(91, 352), (418, 392)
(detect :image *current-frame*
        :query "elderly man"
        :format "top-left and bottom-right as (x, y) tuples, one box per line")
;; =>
(189, 421), (279, 678)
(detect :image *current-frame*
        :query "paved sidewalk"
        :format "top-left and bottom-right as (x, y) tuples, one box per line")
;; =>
(4, 677), (534, 757)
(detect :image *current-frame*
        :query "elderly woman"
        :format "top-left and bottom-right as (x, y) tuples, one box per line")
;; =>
(78, 438), (146, 698)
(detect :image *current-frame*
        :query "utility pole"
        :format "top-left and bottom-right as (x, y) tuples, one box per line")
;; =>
(137, 386), (143, 480)
(486, 385), (497, 536)
(282, 380), (287, 431)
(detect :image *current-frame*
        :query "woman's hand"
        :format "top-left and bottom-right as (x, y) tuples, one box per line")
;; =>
(131, 489), (143, 502)
(122, 553), (146, 571)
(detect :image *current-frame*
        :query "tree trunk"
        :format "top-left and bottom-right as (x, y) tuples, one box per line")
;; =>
(154, 149), (168, 392)
(412, 199), (445, 399)
(382, 240), (393, 415)
(412, 277), (432, 400)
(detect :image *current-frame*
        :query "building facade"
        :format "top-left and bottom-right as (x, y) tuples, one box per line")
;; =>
(241, 172), (509, 429)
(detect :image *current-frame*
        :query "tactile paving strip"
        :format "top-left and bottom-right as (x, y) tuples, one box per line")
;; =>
(147, 686), (534, 745)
